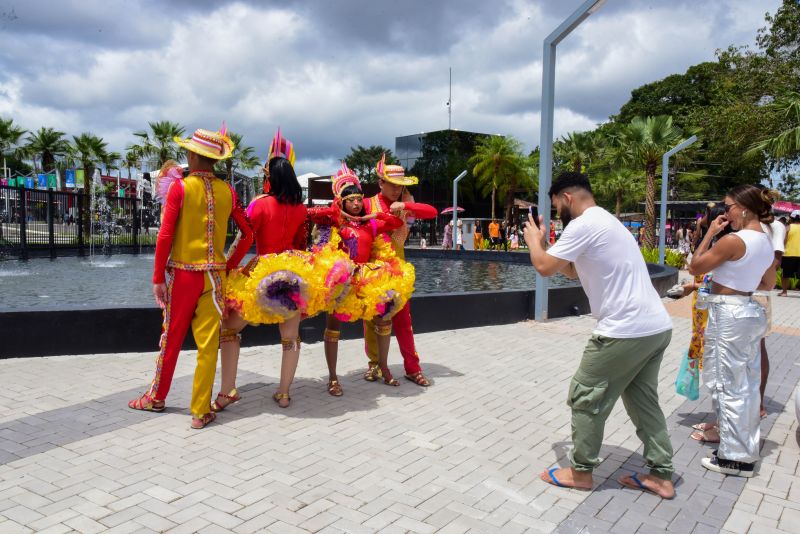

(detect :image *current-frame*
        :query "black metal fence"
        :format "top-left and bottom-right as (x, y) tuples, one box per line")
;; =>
(0, 185), (158, 260)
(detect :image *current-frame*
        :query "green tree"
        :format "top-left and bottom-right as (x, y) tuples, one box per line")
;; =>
(554, 130), (599, 173)
(776, 172), (800, 202)
(595, 169), (644, 218)
(133, 120), (185, 168)
(469, 135), (524, 220)
(123, 147), (143, 179)
(0, 117), (27, 177)
(747, 91), (800, 163)
(620, 116), (683, 248)
(218, 132), (261, 203)
(25, 127), (69, 171)
(343, 145), (398, 183)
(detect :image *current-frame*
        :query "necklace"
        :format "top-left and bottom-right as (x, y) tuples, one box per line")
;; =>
(192, 171), (216, 179)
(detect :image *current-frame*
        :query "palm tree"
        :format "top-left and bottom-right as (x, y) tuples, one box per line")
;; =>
(133, 121), (185, 168)
(25, 127), (69, 172)
(469, 135), (524, 220)
(621, 116), (683, 248)
(0, 117), (27, 177)
(554, 130), (598, 173)
(72, 133), (109, 232)
(596, 169), (644, 218)
(124, 147), (143, 179)
(747, 91), (800, 161)
(215, 133), (262, 203)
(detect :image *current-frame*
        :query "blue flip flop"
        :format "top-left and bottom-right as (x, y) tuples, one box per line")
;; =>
(619, 473), (675, 500)
(547, 467), (564, 487)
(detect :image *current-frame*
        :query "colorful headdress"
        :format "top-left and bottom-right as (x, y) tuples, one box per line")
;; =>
(173, 122), (234, 160)
(332, 162), (361, 199)
(267, 128), (296, 167)
(376, 153), (418, 186)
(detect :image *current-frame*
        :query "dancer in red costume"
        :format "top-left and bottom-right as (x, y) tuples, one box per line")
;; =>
(214, 130), (308, 410)
(128, 126), (253, 429)
(308, 163), (406, 394)
(363, 154), (437, 386)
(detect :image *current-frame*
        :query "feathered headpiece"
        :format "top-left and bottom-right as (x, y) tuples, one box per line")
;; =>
(332, 162), (361, 199)
(267, 127), (296, 167)
(375, 153), (418, 186)
(156, 163), (184, 203)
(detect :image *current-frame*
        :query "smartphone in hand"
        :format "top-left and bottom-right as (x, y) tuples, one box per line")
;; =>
(529, 205), (540, 227)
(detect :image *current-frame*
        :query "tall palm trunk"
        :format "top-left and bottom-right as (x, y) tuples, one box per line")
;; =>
(573, 159), (581, 173)
(644, 163), (657, 248)
(491, 185), (496, 219)
(615, 192), (622, 218)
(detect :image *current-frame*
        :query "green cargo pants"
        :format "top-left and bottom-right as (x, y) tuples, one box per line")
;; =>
(568, 329), (674, 480)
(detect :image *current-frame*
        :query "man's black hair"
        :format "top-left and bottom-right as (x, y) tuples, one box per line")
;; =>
(548, 171), (592, 197)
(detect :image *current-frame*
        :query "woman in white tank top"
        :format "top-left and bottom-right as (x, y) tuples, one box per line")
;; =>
(688, 185), (777, 478)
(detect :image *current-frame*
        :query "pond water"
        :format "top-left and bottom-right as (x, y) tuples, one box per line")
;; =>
(0, 255), (576, 311)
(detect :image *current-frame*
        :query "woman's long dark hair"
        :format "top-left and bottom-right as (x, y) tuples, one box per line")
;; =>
(727, 184), (774, 225)
(267, 157), (303, 205)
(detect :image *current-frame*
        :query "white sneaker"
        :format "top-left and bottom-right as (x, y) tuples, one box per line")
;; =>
(701, 455), (755, 478)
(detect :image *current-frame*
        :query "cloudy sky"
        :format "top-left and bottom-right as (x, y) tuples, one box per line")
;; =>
(0, 0), (781, 175)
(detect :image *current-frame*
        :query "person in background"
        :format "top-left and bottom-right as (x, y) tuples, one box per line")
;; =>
(488, 219), (500, 250)
(473, 220), (483, 250)
(500, 222), (508, 252)
(689, 185), (776, 477)
(778, 210), (800, 297)
(442, 220), (453, 250)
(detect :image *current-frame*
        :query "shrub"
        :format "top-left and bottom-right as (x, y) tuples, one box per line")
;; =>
(640, 247), (686, 269)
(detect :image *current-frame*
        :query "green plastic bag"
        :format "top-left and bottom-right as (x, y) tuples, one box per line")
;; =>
(676, 350), (699, 401)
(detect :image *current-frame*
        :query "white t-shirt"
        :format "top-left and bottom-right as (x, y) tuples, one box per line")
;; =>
(762, 221), (785, 253)
(547, 206), (673, 338)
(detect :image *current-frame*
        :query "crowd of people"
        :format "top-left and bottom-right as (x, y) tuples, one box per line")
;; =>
(127, 124), (787, 497)
(524, 171), (784, 498)
(128, 126), (434, 429)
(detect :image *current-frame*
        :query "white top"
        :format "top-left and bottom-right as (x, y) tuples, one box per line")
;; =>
(713, 229), (774, 293)
(547, 206), (672, 338)
(762, 221), (785, 253)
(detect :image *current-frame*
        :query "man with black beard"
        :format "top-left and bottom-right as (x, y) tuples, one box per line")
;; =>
(523, 172), (676, 499)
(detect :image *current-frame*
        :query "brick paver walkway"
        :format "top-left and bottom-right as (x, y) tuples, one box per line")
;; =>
(0, 292), (798, 533)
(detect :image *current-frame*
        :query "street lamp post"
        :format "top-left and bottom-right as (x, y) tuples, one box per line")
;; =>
(452, 170), (467, 247)
(535, 0), (606, 322)
(658, 135), (697, 265)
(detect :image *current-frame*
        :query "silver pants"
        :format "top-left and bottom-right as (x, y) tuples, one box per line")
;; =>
(703, 295), (766, 463)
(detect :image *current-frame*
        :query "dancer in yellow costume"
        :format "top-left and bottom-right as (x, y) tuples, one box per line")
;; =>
(128, 125), (253, 429)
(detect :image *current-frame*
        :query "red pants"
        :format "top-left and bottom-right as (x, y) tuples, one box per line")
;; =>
(148, 269), (222, 418)
(364, 300), (422, 375)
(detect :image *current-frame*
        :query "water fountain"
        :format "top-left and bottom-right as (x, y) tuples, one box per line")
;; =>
(89, 169), (114, 261)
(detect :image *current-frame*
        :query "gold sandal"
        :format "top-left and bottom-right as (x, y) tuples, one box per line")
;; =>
(363, 364), (381, 382)
(272, 392), (291, 408)
(380, 367), (399, 387)
(211, 387), (240, 412)
(190, 412), (216, 429)
(327, 379), (343, 396)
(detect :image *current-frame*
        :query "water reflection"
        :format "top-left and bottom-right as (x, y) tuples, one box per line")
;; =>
(0, 255), (576, 311)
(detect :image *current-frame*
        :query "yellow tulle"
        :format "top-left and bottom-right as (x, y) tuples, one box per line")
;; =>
(333, 235), (416, 322)
(306, 230), (357, 317)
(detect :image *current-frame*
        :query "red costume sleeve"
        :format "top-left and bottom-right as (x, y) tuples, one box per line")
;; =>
(374, 212), (404, 233)
(292, 207), (309, 250)
(226, 186), (254, 271)
(402, 201), (438, 220)
(307, 205), (342, 227)
(152, 181), (184, 284)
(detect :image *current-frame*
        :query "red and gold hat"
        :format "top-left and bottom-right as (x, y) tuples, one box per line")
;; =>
(173, 123), (234, 160)
(267, 127), (296, 167)
(332, 162), (361, 199)
(375, 153), (417, 186)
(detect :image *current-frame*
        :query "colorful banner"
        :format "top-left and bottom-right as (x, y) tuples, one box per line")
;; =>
(65, 169), (76, 189)
(37, 173), (47, 189)
(118, 188), (125, 198)
(25, 177), (35, 189)
(76, 169), (85, 189)
(47, 173), (57, 189)
(0, 178), (7, 186)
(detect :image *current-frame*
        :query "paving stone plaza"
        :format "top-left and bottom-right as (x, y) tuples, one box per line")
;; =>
(0, 290), (798, 533)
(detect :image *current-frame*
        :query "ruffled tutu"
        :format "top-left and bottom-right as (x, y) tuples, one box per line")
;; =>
(332, 236), (415, 322)
(226, 229), (356, 324)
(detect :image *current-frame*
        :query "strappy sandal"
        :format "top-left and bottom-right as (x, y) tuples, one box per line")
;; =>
(128, 392), (165, 412)
(363, 364), (381, 382)
(190, 412), (216, 429)
(327, 379), (343, 397)
(273, 392), (291, 408)
(404, 372), (430, 387)
(380, 367), (399, 386)
(211, 388), (240, 412)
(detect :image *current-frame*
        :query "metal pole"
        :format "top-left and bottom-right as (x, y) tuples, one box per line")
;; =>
(659, 135), (697, 264)
(452, 170), (467, 250)
(535, 0), (606, 322)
